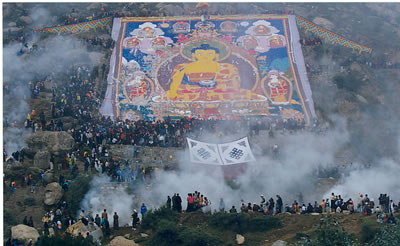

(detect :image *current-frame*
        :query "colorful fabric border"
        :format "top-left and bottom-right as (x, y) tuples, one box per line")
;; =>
(33, 17), (112, 34)
(296, 16), (372, 55)
(120, 14), (288, 23)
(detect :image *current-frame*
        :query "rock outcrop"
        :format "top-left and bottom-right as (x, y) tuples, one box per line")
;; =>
(20, 16), (32, 24)
(26, 131), (74, 153)
(33, 151), (50, 169)
(11, 224), (40, 244)
(272, 240), (288, 246)
(108, 236), (139, 246)
(44, 182), (63, 206)
(67, 221), (103, 241)
(236, 234), (245, 244)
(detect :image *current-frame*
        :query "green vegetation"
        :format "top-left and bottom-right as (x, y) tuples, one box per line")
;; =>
(64, 174), (93, 213)
(141, 206), (180, 230)
(297, 215), (359, 246)
(360, 219), (381, 243)
(23, 197), (36, 206)
(35, 234), (98, 246)
(208, 212), (282, 233)
(333, 71), (364, 92)
(143, 218), (223, 246)
(367, 224), (400, 246)
(141, 209), (281, 246)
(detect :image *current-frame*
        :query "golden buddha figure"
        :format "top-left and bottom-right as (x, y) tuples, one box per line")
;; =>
(165, 43), (262, 102)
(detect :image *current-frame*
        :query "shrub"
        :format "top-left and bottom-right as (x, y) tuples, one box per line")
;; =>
(141, 206), (180, 230)
(179, 226), (223, 246)
(367, 224), (400, 246)
(35, 233), (98, 246)
(360, 220), (380, 243)
(145, 219), (180, 246)
(4, 209), (16, 226)
(333, 71), (364, 92)
(246, 215), (282, 232)
(23, 197), (36, 206)
(64, 174), (93, 213)
(208, 212), (281, 233)
(297, 216), (359, 246)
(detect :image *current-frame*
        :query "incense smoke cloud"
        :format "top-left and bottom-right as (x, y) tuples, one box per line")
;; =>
(80, 175), (135, 227)
(80, 117), (353, 224)
(3, 17), (103, 156)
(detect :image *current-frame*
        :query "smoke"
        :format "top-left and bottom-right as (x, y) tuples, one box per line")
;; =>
(80, 117), (352, 224)
(3, 6), (103, 156)
(326, 159), (400, 202)
(28, 7), (53, 29)
(80, 175), (136, 227)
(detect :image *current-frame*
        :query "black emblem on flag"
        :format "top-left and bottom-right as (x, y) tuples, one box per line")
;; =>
(197, 148), (211, 160)
(229, 148), (243, 159)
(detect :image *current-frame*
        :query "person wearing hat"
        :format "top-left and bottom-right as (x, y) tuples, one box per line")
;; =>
(260, 195), (266, 208)
(131, 210), (138, 230)
(113, 212), (119, 230)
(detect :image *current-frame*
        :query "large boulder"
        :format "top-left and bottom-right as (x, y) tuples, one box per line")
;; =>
(20, 16), (32, 24)
(4, 27), (22, 33)
(44, 182), (63, 206)
(33, 151), (50, 169)
(272, 240), (288, 246)
(108, 236), (139, 246)
(44, 171), (56, 184)
(26, 131), (75, 153)
(11, 224), (40, 244)
(312, 17), (335, 30)
(8, 22), (17, 27)
(67, 221), (103, 242)
(236, 234), (245, 244)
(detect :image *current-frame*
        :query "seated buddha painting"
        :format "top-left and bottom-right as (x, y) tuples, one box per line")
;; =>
(154, 40), (266, 103)
(115, 15), (313, 123)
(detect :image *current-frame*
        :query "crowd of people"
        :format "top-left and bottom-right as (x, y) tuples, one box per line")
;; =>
(300, 37), (323, 46)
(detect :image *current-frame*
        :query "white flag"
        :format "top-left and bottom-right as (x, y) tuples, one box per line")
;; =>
(187, 138), (223, 165)
(218, 137), (256, 165)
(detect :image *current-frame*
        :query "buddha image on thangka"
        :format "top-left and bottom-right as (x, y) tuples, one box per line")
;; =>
(115, 16), (310, 122)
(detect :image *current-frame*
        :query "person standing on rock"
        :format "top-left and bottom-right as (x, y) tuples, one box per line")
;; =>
(28, 216), (34, 227)
(141, 203), (147, 218)
(131, 210), (138, 230)
(219, 198), (225, 212)
(167, 195), (171, 209)
(23, 216), (28, 225)
(172, 193), (177, 211)
(113, 212), (119, 230)
(176, 193), (182, 213)
(95, 214), (101, 226)
(102, 209), (108, 220)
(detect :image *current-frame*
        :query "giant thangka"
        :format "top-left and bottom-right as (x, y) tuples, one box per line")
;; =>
(100, 15), (316, 124)
(187, 137), (256, 165)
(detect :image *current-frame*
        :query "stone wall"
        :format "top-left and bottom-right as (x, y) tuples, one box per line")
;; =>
(108, 145), (185, 168)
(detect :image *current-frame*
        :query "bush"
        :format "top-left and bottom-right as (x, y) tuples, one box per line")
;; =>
(145, 219), (223, 246)
(24, 197), (36, 206)
(145, 219), (180, 246)
(301, 216), (359, 246)
(208, 212), (281, 233)
(4, 209), (16, 226)
(360, 220), (380, 243)
(367, 224), (400, 246)
(179, 226), (223, 246)
(35, 233), (98, 246)
(333, 71), (364, 92)
(141, 206), (180, 230)
(64, 174), (93, 213)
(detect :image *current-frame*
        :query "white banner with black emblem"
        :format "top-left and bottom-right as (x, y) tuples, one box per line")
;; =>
(187, 137), (255, 165)
(187, 138), (223, 165)
(218, 137), (256, 165)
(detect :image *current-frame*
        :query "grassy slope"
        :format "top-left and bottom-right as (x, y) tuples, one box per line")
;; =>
(104, 212), (380, 246)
